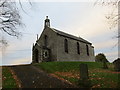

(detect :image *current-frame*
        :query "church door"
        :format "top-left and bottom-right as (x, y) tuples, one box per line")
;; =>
(35, 49), (39, 63)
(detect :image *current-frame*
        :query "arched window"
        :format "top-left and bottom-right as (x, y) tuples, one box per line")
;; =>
(86, 45), (89, 56)
(77, 42), (80, 54)
(44, 35), (48, 47)
(64, 39), (68, 53)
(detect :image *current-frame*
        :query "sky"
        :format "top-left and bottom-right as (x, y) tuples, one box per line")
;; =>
(1, 1), (118, 66)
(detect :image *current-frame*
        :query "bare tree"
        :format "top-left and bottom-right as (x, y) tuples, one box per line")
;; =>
(0, 0), (22, 37)
(95, 0), (120, 38)
(0, 0), (23, 47)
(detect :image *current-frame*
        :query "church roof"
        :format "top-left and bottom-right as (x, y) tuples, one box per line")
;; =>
(51, 28), (92, 45)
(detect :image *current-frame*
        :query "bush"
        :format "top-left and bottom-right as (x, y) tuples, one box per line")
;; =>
(95, 53), (109, 62)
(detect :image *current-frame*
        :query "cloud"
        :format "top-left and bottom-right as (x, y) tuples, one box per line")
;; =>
(93, 37), (118, 62)
(94, 39), (117, 50)
(106, 51), (118, 57)
(105, 51), (118, 62)
(62, 4), (114, 41)
(9, 57), (31, 65)
(16, 0), (96, 2)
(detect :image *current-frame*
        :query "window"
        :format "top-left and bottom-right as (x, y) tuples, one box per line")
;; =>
(44, 35), (47, 47)
(64, 39), (68, 53)
(86, 45), (89, 56)
(77, 42), (80, 54)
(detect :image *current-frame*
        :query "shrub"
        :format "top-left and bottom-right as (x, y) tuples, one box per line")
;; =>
(95, 53), (109, 62)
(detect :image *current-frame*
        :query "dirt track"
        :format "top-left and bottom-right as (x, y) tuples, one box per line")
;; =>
(10, 64), (75, 88)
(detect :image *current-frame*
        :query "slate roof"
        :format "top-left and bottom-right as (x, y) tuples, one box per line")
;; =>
(51, 28), (92, 45)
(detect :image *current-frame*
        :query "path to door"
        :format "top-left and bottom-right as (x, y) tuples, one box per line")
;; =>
(11, 65), (75, 88)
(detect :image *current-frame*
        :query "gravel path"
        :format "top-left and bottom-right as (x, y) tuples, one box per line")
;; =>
(10, 64), (75, 88)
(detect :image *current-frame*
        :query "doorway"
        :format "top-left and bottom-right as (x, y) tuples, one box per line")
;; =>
(35, 49), (39, 63)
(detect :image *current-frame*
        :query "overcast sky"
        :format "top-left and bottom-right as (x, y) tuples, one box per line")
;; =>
(1, 1), (118, 66)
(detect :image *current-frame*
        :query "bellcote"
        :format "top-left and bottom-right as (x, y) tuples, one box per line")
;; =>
(44, 16), (50, 28)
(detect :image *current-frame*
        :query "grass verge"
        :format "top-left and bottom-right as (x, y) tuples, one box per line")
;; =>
(2, 67), (18, 88)
(34, 61), (120, 88)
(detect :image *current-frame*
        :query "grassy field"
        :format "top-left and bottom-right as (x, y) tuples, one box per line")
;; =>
(34, 61), (120, 88)
(2, 67), (18, 88)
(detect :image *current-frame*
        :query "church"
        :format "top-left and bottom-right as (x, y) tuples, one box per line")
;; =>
(32, 16), (95, 63)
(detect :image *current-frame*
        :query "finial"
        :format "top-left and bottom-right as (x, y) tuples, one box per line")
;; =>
(46, 16), (48, 19)
(44, 16), (50, 28)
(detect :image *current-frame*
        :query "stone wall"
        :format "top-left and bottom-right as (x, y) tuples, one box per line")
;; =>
(56, 34), (95, 62)
(36, 27), (58, 61)
(32, 45), (42, 63)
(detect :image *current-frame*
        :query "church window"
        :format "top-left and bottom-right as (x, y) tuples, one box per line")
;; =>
(77, 42), (80, 54)
(64, 39), (68, 53)
(86, 45), (89, 56)
(44, 35), (48, 47)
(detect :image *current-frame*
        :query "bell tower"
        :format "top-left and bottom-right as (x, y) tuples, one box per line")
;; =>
(44, 16), (50, 28)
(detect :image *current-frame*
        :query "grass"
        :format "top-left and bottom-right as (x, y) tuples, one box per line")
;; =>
(2, 67), (18, 88)
(34, 61), (102, 73)
(34, 61), (120, 88)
